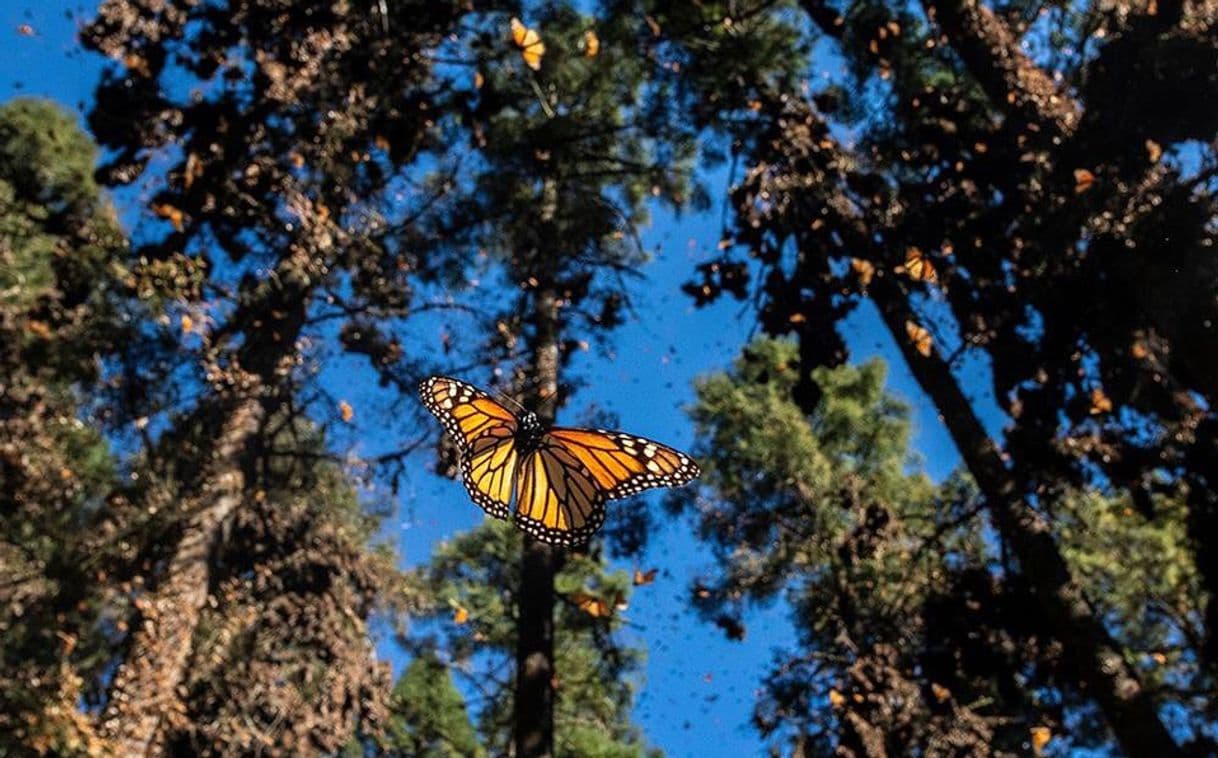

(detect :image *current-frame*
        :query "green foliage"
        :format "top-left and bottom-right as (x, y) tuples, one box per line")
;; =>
(0, 99), (99, 212)
(0, 98), (105, 306)
(674, 0), (1218, 747)
(397, 520), (653, 757)
(681, 340), (1024, 750)
(2, 0), (1206, 753)
(0, 97), (129, 374)
(683, 339), (1216, 751)
(385, 655), (483, 757)
(0, 98), (126, 757)
(687, 339), (942, 601)
(1057, 490), (1207, 689)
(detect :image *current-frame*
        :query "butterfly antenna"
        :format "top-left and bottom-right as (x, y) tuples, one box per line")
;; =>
(493, 389), (528, 413)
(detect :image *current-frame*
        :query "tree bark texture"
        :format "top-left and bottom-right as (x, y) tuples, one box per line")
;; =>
(98, 222), (321, 756)
(98, 395), (263, 756)
(784, 0), (1184, 748)
(921, 0), (1079, 136)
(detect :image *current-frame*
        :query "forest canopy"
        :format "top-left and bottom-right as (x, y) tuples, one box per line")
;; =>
(1, 0), (1216, 755)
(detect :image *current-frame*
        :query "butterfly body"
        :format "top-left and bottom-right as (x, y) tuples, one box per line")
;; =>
(420, 376), (699, 546)
(513, 410), (547, 456)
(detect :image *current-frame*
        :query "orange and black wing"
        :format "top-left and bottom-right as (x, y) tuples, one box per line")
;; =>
(547, 427), (699, 499)
(514, 440), (606, 546)
(509, 17), (546, 70)
(419, 376), (519, 520)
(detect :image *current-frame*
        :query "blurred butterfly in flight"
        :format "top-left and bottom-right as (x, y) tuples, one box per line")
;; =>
(509, 17), (546, 71)
(420, 376), (699, 546)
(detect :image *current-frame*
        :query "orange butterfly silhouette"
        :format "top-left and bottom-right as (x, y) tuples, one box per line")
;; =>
(896, 247), (937, 284)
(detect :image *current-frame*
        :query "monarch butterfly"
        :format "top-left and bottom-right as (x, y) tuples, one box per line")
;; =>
(583, 29), (600, 58)
(896, 247), (937, 284)
(509, 17), (546, 71)
(904, 319), (934, 357)
(1089, 387), (1113, 415)
(1073, 168), (1096, 194)
(850, 257), (876, 286)
(420, 376), (699, 546)
(632, 567), (658, 586)
(569, 590), (626, 618)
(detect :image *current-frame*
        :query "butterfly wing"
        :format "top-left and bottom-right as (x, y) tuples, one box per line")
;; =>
(904, 320), (934, 357)
(509, 17), (529, 46)
(546, 428), (700, 499)
(514, 439), (605, 546)
(461, 424), (518, 519)
(520, 36), (545, 70)
(419, 376), (519, 519)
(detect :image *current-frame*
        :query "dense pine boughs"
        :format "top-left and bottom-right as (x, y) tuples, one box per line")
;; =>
(397, 521), (655, 758)
(681, 340), (1209, 753)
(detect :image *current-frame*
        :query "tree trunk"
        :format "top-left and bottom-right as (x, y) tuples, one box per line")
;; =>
(786, 0), (1181, 746)
(98, 236), (318, 755)
(513, 285), (562, 758)
(98, 394), (263, 755)
(863, 273), (1182, 757)
(922, 0), (1079, 136)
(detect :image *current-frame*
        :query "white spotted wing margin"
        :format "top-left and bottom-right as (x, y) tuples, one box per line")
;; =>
(419, 376), (518, 521)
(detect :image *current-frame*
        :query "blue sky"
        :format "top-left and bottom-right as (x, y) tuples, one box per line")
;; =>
(0, 3), (992, 754)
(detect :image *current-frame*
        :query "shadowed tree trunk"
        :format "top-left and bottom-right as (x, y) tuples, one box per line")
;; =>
(921, 0), (1079, 136)
(863, 273), (1182, 757)
(808, 175), (1180, 753)
(513, 284), (562, 758)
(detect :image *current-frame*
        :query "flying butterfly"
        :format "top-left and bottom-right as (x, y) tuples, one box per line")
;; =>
(509, 17), (546, 71)
(569, 590), (626, 618)
(420, 376), (699, 546)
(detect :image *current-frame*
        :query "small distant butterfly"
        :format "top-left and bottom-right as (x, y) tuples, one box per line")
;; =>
(583, 29), (600, 58)
(509, 17), (546, 71)
(1089, 387), (1113, 415)
(420, 376), (699, 546)
(904, 320), (934, 357)
(896, 247), (937, 284)
(569, 590), (625, 617)
(850, 257), (876, 286)
(632, 568), (658, 586)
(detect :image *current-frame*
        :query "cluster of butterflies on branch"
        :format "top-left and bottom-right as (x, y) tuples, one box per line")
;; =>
(421, 376), (699, 546)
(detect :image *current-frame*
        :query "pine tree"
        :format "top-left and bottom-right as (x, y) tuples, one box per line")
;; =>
(157, 420), (397, 755)
(436, 9), (807, 749)
(680, 340), (1207, 754)
(77, 1), (471, 751)
(383, 654), (483, 758)
(395, 521), (655, 757)
(668, 0), (1218, 750)
(0, 97), (133, 756)
(399, 8), (696, 754)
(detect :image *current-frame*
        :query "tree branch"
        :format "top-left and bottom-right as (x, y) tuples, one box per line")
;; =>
(922, 0), (1080, 135)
